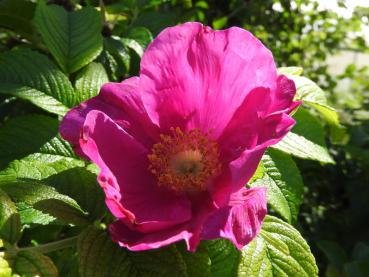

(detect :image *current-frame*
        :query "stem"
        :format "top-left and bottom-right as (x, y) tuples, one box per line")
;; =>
(19, 236), (78, 254)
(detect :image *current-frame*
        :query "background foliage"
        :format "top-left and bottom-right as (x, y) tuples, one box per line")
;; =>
(0, 0), (368, 276)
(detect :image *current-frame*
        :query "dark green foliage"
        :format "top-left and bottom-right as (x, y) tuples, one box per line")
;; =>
(0, 0), (367, 276)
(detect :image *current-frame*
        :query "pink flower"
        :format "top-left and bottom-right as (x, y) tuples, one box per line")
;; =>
(60, 22), (299, 251)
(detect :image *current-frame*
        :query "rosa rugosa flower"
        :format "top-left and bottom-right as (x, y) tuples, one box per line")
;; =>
(60, 22), (300, 251)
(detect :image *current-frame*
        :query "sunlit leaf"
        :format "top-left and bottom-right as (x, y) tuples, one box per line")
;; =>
(273, 108), (335, 163)
(239, 216), (318, 276)
(252, 149), (304, 223)
(75, 62), (108, 103)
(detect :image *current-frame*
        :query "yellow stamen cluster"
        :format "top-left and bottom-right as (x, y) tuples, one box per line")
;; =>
(148, 127), (221, 193)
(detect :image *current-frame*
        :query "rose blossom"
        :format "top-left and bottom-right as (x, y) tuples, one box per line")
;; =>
(60, 22), (299, 251)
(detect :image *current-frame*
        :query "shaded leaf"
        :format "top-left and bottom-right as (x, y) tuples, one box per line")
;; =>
(14, 250), (58, 277)
(317, 240), (348, 270)
(78, 227), (198, 276)
(122, 27), (153, 57)
(0, 49), (75, 115)
(176, 243), (211, 277)
(0, 0), (36, 39)
(34, 2), (103, 73)
(204, 239), (239, 277)
(45, 167), (106, 221)
(0, 114), (77, 169)
(0, 157), (105, 221)
(0, 180), (88, 225)
(0, 189), (21, 244)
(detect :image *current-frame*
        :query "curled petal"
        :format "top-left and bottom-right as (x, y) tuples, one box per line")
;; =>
(110, 192), (215, 251)
(59, 77), (159, 152)
(201, 187), (267, 249)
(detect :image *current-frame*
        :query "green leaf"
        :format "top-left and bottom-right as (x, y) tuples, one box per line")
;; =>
(13, 250), (58, 277)
(123, 27), (153, 57)
(0, 0), (36, 39)
(252, 148), (304, 223)
(0, 180), (88, 225)
(290, 74), (340, 126)
(0, 157), (83, 183)
(121, 27), (153, 75)
(75, 63), (109, 103)
(272, 108), (335, 163)
(45, 167), (106, 221)
(34, 2), (103, 73)
(0, 189), (21, 244)
(277, 66), (303, 76)
(0, 249), (12, 277)
(0, 114), (77, 169)
(78, 227), (205, 276)
(75, 62), (108, 103)
(317, 240), (348, 270)
(238, 236), (272, 276)
(213, 16), (228, 30)
(99, 37), (131, 81)
(249, 162), (264, 184)
(176, 243), (211, 277)
(0, 49), (75, 115)
(0, 156), (105, 221)
(239, 215), (318, 276)
(204, 239), (239, 277)
(278, 67), (340, 127)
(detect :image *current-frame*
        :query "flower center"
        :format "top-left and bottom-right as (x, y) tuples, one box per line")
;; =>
(148, 127), (221, 193)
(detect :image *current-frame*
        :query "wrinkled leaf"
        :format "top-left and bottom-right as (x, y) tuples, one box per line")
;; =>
(75, 62), (108, 103)
(0, 189), (21, 244)
(0, 49), (75, 115)
(78, 227), (211, 276)
(204, 239), (239, 277)
(252, 148), (304, 223)
(239, 216), (318, 276)
(45, 167), (106, 221)
(34, 2), (103, 73)
(0, 180), (88, 225)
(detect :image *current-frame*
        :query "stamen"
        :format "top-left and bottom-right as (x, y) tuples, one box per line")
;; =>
(148, 127), (221, 193)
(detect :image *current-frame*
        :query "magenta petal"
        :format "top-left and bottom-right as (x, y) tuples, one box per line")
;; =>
(224, 148), (266, 201)
(139, 22), (277, 137)
(218, 87), (271, 162)
(59, 77), (159, 152)
(270, 75), (300, 113)
(79, 110), (191, 231)
(110, 192), (215, 251)
(110, 220), (191, 251)
(201, 187), (267, 249)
